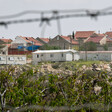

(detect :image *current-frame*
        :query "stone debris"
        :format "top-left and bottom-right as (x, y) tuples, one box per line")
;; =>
(94, 86), (102, 95)
(39, 64), (73, 75)
(95, 68), (101, 71)
(38, 62), (112, 76)
(0, 62), (112, 78)
(82, 65), (86, 69)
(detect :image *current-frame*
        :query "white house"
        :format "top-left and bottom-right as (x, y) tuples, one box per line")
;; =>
(80, 51), (112, 61)
(11, 36), (42, 49)
(32, 49), (80, 65)
(0, 55), (26, 64)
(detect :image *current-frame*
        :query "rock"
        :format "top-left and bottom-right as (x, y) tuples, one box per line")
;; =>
(82, 65), (86, 69)
(95, 68), (101, 71)
(94, 85), (102, 95)
(103, 64), (111, 71)
(103, 64), (110, 69)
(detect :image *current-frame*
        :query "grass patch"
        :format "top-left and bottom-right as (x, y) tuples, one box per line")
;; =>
(27, 54), (32, 59)
(51, 60), (109, 71)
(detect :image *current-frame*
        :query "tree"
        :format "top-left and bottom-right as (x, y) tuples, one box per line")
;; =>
(0, 40), (5, 52)
(103, 44), (108, 51)
(79, 42), (97, 51)
(72, 31), (75, 39)
(39, 44), (61, 50)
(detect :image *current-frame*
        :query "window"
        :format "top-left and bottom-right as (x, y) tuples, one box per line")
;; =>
(62, 53), (63, 57)
(2, 52), (5, 54)
(50, 54), (54, 57)
(9, 57), (14, 61)
(0, 57), (5, 61)
(37, 54), (39, 58)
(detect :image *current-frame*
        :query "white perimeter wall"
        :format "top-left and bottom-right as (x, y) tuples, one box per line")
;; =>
(66, 52), (80, 61)
(80, 53), (112, 61)
(0, 55), (26, 64)
(74, 53), (80, 60)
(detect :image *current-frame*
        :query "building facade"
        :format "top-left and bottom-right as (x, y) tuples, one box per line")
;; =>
(32, 49), (80, 65)
(48, 35), (78, 49)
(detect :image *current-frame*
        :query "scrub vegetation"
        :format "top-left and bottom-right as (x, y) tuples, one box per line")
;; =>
(0, 61), (112, 112)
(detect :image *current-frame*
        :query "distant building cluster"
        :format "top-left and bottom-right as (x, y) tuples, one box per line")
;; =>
(1, 31), (112, 64)
(1, 31), (112, 55)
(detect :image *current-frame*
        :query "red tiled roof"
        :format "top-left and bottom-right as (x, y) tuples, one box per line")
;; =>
(75, 31), (95, 39)
(3, 44), (11, 48)
(105, 32), (112, 37)
(39, 38), (49, 43)
(106, 37), (112, 42)
(61, 36), (78, 45)
(86, 36), (104, 43)
(21, 37), (31, 43)
(98, 34), (105, 37)
(34, 42), (42, 46)
(0, 39), (12, 43)
(20, 36), (42, 46)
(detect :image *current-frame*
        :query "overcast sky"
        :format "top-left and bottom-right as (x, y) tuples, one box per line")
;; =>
(0, 0), (112, 39)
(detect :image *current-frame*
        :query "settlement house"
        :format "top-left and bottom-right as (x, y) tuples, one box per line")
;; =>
(0, 38), (12, 55)
(48, 35), (78, 49)
(11, 36), (42, 51)
(84, 33), (107, 45)
(75, 31), (95, 44)
(32, 49), (80, 65)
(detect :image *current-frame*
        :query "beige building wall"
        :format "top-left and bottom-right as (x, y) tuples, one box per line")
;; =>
(0, 55), (26, 64)
(100, 36), (107, 45)
(11, 36), (27, 46)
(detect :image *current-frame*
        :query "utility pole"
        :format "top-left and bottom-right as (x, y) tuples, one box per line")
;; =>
(32, 41), (33, 52)
(70, 35), (72, 49)
(85, 43), (87, 61)
(6, 44), (8, 64)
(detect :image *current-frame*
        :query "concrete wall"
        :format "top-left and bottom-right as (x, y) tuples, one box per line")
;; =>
(0, 55), (26, 64)
(97, 46), (112, 51)
(80, 52), (112, 61)
(74, 53), (80, 60)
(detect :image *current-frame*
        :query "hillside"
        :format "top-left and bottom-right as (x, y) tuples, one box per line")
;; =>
(0, 61), (112, 112)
